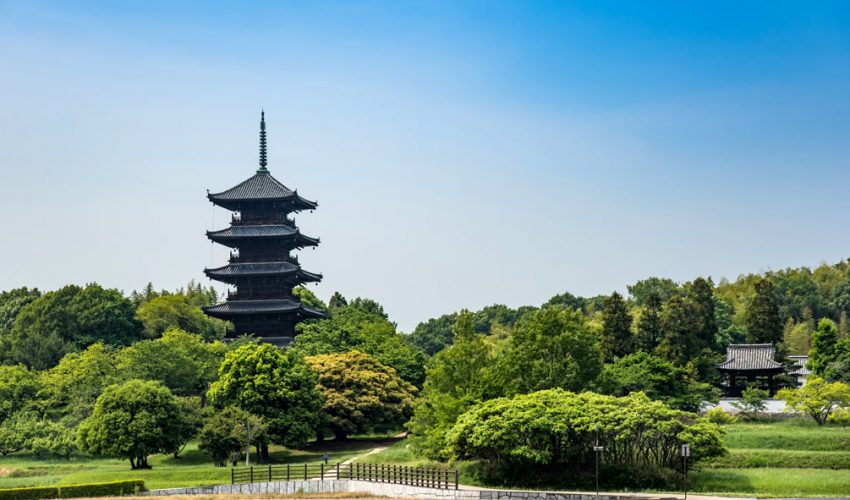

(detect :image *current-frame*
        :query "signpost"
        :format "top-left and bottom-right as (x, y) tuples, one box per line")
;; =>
(681, 443), (690, 500)
(593, 425), (604, 497)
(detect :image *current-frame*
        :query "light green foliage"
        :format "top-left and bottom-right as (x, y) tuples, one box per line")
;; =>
(704, 406), (736, 425)
(0, 366), (40, 424)
(40, 343), (117, 423)
(305, 351), (416, 439)
(778, 377), (850, 425)
(408, 311), (499, 459)
(497, 306), (602, 395)
(731, 386), (770, 419)
(8, 285), (142, 370)
(827, 406), (850, 427)
(0, 411), (39, 456)
(409, 304), (534, 356)
(135, 295), (225, 341)
(446, 389), (724, 485)
(0, 480), (145, 500)
(809, 318), (839, 375)
(595, 351), (719, 411)
(207, 343), (322, 448)
(600, 292), (633, 361)
(27, 419), (77, 460)
(784, 318), (814, 356)
(77, 380), (188, 469)
(291, 286), (329, 314)
(293, 301), (427, 386)
(116, 329), (226, 397)
(745, 278), (784, 344)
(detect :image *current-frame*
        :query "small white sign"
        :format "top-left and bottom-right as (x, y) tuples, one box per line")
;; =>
(593, 446), (604, 452)
(681, 444), (690, 457)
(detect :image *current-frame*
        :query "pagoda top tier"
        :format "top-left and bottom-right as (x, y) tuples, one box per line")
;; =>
(207, 111), (318, 212)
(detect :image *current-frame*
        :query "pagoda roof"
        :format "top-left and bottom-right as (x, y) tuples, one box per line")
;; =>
(789, 355), (812, 376)
(206, 225), (319, 248)
(204, 262), (322, 282)
(203, 299), (325, 318)
(717, 344), (783, 371)
(208, 171), (317, 211)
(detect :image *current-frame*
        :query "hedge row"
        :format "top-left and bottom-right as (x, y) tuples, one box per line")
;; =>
(0, 480), (145, 500)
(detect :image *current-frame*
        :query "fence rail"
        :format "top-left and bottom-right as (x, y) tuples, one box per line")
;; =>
(231, 462), (458, 490)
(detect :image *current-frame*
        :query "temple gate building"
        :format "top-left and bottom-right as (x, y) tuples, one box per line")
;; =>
(203, 112), (324, 345)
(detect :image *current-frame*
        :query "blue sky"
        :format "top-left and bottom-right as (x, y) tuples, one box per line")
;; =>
(1, 1), (849, 331)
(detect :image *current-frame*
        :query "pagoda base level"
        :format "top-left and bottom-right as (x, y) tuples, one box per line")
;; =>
(225, 335), (295, 348)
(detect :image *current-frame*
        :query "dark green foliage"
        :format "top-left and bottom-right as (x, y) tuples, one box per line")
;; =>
(199, 406), (267, 467)
(595, 351), (719, 411)
(498, 307), (602, 394)
(600, 292), (633, 361)
(657, 296), (701, 365)
(543, 291), (587, 311)
(636, 293), (663, 352)
(208, 343), (322, 449)
(327, 291), (348, 311)
(0, 486), (59, 500)
(746, 278), (783, 344)
(809, 318), (839, 375)
(293, 302), (427, 386)
(0, 480), (146, 499)
(688, 278), (718, 351)
(8, 284), (142, 369)
(0, 288), (41, 364)
(77, 379), (188, 469)
(628, 277), (682, 306)
(409, 314), (456, 356)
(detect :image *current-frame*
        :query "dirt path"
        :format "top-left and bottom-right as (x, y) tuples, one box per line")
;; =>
(339, 432), (407, 466)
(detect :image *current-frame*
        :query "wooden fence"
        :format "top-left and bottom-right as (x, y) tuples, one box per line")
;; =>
(231, 462), (458, 490)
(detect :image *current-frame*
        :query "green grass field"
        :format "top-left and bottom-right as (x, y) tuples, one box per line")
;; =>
(0, 438), (382, 490)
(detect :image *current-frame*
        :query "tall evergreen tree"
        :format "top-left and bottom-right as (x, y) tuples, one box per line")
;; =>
(601, 292), (634, 361)
(746, 278), (783, 344)
(688, 277), (718, 351)
(809, 318), (839, 375)
(636, 293), (663, 352)
(657, 296), (700, 365)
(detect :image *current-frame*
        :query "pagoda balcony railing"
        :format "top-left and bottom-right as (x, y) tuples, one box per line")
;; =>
(232, 214), (295, 226)
(228, 255), (300, 265)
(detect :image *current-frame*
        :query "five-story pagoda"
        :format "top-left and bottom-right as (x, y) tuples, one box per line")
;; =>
(203, 112), (324, 345)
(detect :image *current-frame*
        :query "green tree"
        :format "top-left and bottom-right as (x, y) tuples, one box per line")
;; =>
(594, 351), (719, 411)
(746, 278), (783, 344)
(306, 351), (415, 440)
(77, 379), (187, 469)
(199, 406), (267, 467)
(784, 318), (814, 356)
(731, 386), (769, 419)
(688, 278), (718, 351)
(498, 307), (602, 395)
(40, 343), (118, 423)
(628, 277), (681, 306)
(600, 292), (634, 361)
(117, 329), (226, 397)
(208, 343), (322, 457)
(28, 419), (77, 460)
(170, 397), (206, 458)
(778, 378), (850, 425)
(327, 291), (348, 312)
(636, 293), (663, 352)
(293, 304), (427, 386)
(409, 313), (457, 356)
(657, 296), (701, 365)
(8, 284), (142, 369)
(136, 295), (225, 341)
(0, 288), (42, 364)
(809, 318), (839, 375)
(0, 365), (41, 425)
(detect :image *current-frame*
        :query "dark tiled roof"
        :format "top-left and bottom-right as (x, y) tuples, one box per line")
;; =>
(203, 299), (324, 317)
(205, 262), (322, 281)
(717, 344), (783, 371)
(208, 172), (317, 209)
(208, 225), (297, 238)
(789, 355), (812, 376)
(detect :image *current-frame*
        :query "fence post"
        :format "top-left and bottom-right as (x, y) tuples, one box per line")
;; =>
(231, 467), (234, 484)
(304, 463), (308, 480)
(249, 465), (254, 483)
(454, 469), (459, 490)
(286, 464), (290, 481)
(269, 464), (272, 482)
(337, 462), (341, 480)
(321, 463), (324, 481)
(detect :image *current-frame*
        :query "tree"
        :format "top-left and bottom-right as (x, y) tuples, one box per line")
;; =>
(688, 278), (718, 351)
(199, 406), (267, 467)
(306, 351), (416, 440)
(136, 295), (225, 341)
(77, 379), (187, 469)
(28, 419), (77, 460)
(0, 288), (42, 364)
(594, 352), (718, 412)
(0, 410), (39, 456)
(784, 319), (814, 356)
(636, 293), (663, 352)
(778, 378), (850, 425)
(498, 307), (602, 395)
(292, 286), (329, 314)
(600, 292), (634, 361)
(408, 311), (499, 459)
(627, 277), (681, 306)
(809, 318), (839, 375)
(117, 329), (226, 397)
(657, 296), (701, 365)
(731, 386), (769, 419)
(746, 278), (783, 344)
(327, 291), (348, 312)
(170, 397), (206, 458)
(207, 343), (322, 457)
(409, 314), (457, 356)
(40, 343), (118, 423)
(292, 304), (427, 386)
(8, 284), (142, 369)
(0, 365), (41, 425)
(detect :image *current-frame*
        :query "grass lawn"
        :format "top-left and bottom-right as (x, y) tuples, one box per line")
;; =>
(0, 438), (386, 491)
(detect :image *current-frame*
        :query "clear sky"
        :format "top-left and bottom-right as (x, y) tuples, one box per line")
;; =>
(1, 1), (849, 331)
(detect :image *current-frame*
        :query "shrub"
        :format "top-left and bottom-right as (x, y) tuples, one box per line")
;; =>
(732, 386), (769, 419)
(705, 406), (737, 425)
(0, 480), (144, 500)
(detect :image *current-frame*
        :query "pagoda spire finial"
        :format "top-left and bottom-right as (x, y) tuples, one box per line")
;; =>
(258, 110), (268, 173)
